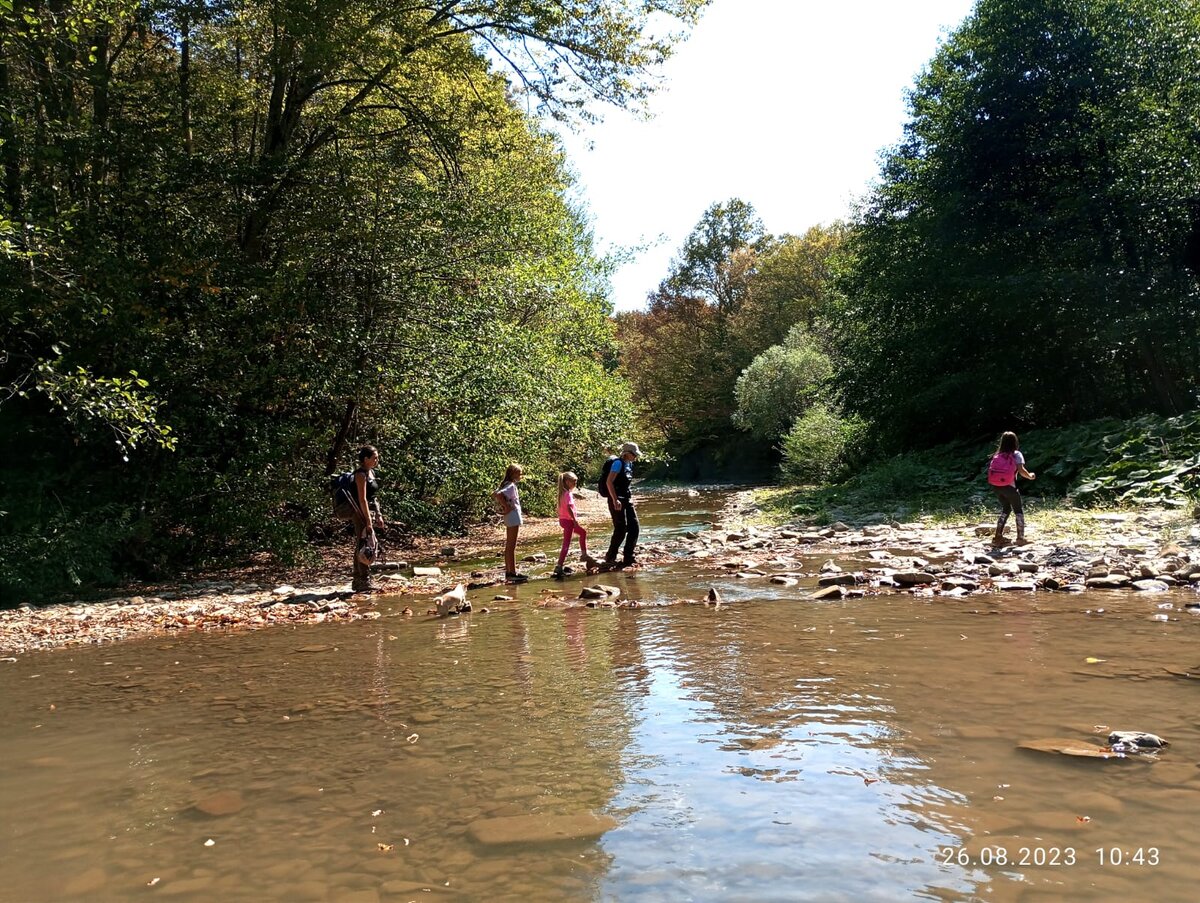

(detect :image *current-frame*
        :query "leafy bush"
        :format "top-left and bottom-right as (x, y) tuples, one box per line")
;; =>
(780, 403), (865, 483)
(734, 327), (833, 440)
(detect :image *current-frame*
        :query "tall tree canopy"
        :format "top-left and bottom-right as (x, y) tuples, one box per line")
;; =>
(833, 0), (1200, 444)
(0, 0), (709, 597)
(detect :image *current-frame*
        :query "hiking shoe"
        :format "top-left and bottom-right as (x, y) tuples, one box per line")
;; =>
(506, 572), (529, 584)
(551, 566), (565, 579)
(352, 580), (376, 593)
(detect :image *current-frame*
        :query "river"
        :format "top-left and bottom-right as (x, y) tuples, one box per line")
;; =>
(1, 487), (1197, 901)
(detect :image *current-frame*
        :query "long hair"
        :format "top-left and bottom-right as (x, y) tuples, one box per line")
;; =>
(996, 431), (1019, 455)
(557, 471), (577, 498)
(501, 463), (523, 487)
(357, 445), (378, 465)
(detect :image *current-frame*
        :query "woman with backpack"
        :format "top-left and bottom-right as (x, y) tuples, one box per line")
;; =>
(333, 445), (385, 592)
(987, 432), (1035, 545)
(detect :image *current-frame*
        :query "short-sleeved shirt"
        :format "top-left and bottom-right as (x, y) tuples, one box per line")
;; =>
(497, 482), (520, 512)
(558, 490), (577, 520)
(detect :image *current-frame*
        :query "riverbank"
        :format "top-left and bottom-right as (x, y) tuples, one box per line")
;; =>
(7, 484), (1200, 659)
(0, 490), (619, 657)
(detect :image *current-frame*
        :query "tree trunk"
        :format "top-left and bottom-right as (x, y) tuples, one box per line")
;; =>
(180, 13), (193, 155)
(325, 400), (358, 476)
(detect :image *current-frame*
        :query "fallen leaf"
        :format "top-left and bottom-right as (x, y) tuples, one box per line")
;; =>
(377, 843), (394, 852)
(147, 878), (160, 887)
(204, 839), (215, 847)
(1085, 657), (1107, 664)
(372, 809), (383, 817)
(863, 778), (878, 785)
(1077, 815), (1091, 823)
(406, 733), (419, 743)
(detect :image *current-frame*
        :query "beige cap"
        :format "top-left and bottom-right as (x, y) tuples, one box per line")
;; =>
(620, 442), (642, 458)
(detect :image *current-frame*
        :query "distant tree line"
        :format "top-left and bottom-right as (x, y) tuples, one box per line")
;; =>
(0, 0), (710, 598)
(620, 0), (1200, 480)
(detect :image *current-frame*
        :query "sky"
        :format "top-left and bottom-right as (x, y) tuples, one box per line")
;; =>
(552, 0), (977, 311)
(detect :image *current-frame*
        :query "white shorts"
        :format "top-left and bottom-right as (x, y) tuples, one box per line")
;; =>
(505, 508), (523, 528)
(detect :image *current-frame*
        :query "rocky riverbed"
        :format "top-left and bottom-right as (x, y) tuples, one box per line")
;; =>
(6, 488), (1200, 658)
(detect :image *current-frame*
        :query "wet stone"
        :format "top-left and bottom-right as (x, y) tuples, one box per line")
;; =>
(1132, 579), (1170, 592)
(193, 790), (244, 817)
(466, 813), (618, 845)
(817, 573), (857, 586)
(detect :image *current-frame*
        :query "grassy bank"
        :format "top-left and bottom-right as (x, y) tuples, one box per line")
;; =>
(754, 411), (1200, 529)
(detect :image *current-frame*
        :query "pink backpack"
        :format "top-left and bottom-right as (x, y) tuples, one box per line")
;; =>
(987, 452), (1018, 486)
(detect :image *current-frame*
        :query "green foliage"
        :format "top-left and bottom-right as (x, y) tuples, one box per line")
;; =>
(833, 0), (1200, 444)
(0, 0), (702, 599)
(733, 327), (833, 441)
(779, 403), (865, 484)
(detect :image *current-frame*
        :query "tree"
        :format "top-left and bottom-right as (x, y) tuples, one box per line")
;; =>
(833, 0), (1200, 444)
(0, 0), (702, 597)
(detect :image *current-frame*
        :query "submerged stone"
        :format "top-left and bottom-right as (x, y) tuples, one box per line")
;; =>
(466, 813), (618, 846)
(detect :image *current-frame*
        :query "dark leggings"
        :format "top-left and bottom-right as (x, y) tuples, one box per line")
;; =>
(993, 484), (1024, 535)
(606, 498), (640, 563)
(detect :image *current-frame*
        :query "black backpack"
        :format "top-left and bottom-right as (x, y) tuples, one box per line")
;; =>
(597, 456), (618, 498)
(329, 471), (356, 507)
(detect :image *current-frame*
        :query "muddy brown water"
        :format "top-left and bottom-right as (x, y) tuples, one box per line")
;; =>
(2, 489), (1200, 902)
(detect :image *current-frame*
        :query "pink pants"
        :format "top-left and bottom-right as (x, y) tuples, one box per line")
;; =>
(558, 518), (589, 566)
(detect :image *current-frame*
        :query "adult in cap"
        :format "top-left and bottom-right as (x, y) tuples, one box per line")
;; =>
(601, 441), (641, 567)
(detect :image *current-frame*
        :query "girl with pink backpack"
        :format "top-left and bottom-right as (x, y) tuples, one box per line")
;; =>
(987, 431), (1036, 544)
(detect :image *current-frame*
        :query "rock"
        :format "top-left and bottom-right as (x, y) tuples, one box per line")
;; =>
(596, 584), (621, 597)
(466, 813), (618, 845)
(706, 587), (722, 605)
(972, 553), (995, 565)
(818, 573), (857, 586)
(820, 559), (841, 573)
(1132, 579), (1169, 592)
(579, 586), (607, 600)
(1086, 575), (1131, 589)
(893, 571), (935, 586)
(995, 581), (1036, 592)
(1040, 576), (1062, 590)
(492, 594), (514, 602)
(770, 576), (798, 587)
(808, 585), (846, 600)
(829, 522), (850, 532)
(940, 576), (978, 592)
(413, 566), (442, 577)
(193, 790), (244, 817)
(1087, 566), (1109, 579)
(522, 552), (548, 563)
(1018, 738), (1136, 760)
(273, 585), (297, 595)
(1016, 561), (1038, 573)
(1108, 730), (1168, 749)
(440, 546), (458, 557)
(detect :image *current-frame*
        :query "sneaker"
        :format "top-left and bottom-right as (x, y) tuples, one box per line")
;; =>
(506, 572), (529, 584)
(551, 566), (565, 579)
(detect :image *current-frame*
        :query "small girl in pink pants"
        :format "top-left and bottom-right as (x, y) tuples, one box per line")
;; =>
(553, 472), (596, 577)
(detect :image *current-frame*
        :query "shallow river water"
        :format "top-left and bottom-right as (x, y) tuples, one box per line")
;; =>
(3, 489), (1200, 902)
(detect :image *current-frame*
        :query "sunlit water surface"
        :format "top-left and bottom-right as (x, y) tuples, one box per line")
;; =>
(3, 489), (1200, 901)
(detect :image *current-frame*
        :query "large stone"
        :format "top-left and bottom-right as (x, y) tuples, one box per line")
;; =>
(412, 566), (442, 577)
(995, 581), (1036, 592)
(817, 573), (857, 586)
(193, 790), (244, 817)
(1131, 579), (1169, 592)
(893, 571), (935, 586)
(466, 813), (618, 846)
(579, 586), (607, 600)
(1108, 730), (1168, 749)
(1018, 738), (1137, 760)
(808, 585), (846, 600)
(1086, 575), (1131, 589)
